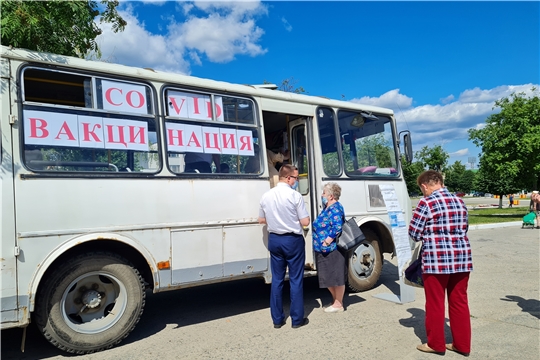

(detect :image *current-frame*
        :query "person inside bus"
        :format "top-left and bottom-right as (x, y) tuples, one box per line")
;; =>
(184, 152), (220, 173)
(312, 182), (346, 313)
(220, 163), (230, 173)
(244, 143), (261, 173)
(258, 164), (310, 329)
(267, 148), (289, 177)
(244, 144), (289, 180)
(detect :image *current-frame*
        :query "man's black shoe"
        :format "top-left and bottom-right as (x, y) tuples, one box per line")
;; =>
(273, 320), (286, 329)
(291, 318), (309, 329)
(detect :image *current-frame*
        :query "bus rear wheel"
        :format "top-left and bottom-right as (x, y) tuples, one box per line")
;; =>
(35, 252), (145, 354)
(346, 228), (383, 292)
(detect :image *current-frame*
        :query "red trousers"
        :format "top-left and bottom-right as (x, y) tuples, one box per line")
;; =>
(423, 272), (471, 353)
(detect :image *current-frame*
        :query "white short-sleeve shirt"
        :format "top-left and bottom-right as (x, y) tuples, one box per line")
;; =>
(259, 182), (309, 235)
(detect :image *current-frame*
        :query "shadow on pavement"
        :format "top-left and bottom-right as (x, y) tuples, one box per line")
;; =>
(501, 295), (540, 319)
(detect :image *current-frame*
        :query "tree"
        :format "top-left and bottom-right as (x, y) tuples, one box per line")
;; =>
(1, 0), (126, 57)
(401, 156), (425, 195)
(461, 170), (476, 194)
(263, 78), (306, 94)
(444, 161), (475, 194)
(469, 89), (540, 193)
(472, 167), (516, 208)
(444, 161), (466, 192)
(415, 145), (449, 172)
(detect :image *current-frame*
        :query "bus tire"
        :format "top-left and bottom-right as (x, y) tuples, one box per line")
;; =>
(346, 228), (383, 292)
(35, 252), (145, 354)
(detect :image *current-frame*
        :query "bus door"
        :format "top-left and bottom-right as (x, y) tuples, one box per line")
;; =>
(1, 56), (20, 326)
(288, 118), (315, 270)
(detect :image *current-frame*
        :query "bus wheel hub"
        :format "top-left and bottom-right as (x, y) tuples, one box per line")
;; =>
(82, 290), (102, 309)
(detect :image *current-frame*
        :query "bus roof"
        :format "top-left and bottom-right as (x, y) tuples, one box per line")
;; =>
(1, 45), (393, 116)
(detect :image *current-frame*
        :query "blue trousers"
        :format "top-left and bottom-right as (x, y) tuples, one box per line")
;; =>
(268, 232), (305, 326)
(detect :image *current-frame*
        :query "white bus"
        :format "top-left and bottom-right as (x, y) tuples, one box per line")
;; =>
(0, 45), (413, 354)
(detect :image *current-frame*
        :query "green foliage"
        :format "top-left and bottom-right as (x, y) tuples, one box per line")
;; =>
(461, 170), (476, 194)
(415, 144), (449, 172)
(1, 0), (126, 57)
(345, 134), (393, 170)
(263, 77), (306, 94)
(403, 144), (449, 195)
(41, 147), (142, 171)
(403, 147), (476, 195)
(468, 207), (524, 225)
(444, 161), (475, 193)
(401, 156), (424, 194)
(472, 166), (519, 208)
(469, 89), (540, 193)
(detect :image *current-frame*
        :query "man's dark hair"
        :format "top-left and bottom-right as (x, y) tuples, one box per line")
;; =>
(279, 164), (297, 178)
(417, 170), (444, 188)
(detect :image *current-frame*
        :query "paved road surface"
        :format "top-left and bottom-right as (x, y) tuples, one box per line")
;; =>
(1, 225), (538, 359)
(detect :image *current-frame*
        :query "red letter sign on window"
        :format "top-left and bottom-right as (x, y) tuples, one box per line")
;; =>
(219, 128), (238, 155)
(184, 124), (204, 153)
(101, 80), (148, 115)
(202, 127), (221, 154)
(79, 115), (105, 149)
(166, 122), (186, 152)
(28, 118), (49, 139)
(24, 110), (78, 147)
(237, 129), (254, 156)
(103, 118), (149, 151)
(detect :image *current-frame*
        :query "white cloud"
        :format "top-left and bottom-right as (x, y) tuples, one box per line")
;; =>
(96, 8), (190, 73)
(350, 89), (413, 110)
(350, 85), (539, 163)
(282, 17), (293, 32)
(168, 13), (267, 63)
(458, 84), (537, 103)
(441, 94), (454, 104)
(450, 148), (469, 157)
(193, 0), (267, 16)
(96, 1), (268, 73)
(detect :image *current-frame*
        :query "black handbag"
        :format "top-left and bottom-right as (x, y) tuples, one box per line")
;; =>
(337, 217), (365, 252)
(404, 245), (424, 288)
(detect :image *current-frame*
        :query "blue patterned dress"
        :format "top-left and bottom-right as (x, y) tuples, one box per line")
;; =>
(312, 202), (344, 253)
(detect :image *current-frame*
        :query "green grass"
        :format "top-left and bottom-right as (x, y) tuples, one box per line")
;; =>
(468, 207), (529, 225)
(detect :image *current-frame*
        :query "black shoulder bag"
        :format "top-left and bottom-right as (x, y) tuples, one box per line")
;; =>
(337, 216), (366, 252)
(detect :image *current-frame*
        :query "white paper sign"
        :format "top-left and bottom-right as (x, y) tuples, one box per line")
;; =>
(167, 90), (224, 121)
(24, 110), (149, 152)
(379, 184), (411, 274)
(101, 80), (148, 115)
(164, 123), (254, 156)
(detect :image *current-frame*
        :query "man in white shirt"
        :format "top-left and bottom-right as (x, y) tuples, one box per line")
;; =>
(258, 164), (310, 329)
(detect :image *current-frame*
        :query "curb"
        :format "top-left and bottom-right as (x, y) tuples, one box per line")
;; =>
(468, 221), (529, 231)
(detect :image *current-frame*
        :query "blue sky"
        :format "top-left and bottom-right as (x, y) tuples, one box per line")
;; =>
(96, 1), (539, 167)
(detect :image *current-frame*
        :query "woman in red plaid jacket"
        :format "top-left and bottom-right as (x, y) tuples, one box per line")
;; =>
(408, 170), (473, 357)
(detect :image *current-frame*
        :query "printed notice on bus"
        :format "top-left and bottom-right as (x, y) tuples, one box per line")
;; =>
(373, 184), (415, 304)
(379, 184), (411, 274)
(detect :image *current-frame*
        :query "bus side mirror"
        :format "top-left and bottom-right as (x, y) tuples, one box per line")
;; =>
(400, 131), (413, 163)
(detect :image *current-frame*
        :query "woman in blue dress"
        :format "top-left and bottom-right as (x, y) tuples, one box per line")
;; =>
(312, 182), (347, 313)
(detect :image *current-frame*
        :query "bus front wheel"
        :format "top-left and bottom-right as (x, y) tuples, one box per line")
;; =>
(35, 252), (145, 354)
(346, 228), (383, 292)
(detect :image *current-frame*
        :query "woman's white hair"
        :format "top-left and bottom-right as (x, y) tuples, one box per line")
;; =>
(323, 182), (341, 200)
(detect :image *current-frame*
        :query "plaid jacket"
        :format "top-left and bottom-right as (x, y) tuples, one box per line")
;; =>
(408, 187), (473, 274)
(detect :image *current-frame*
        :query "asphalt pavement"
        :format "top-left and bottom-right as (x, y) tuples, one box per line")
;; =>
(1, 223), (538, 359)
